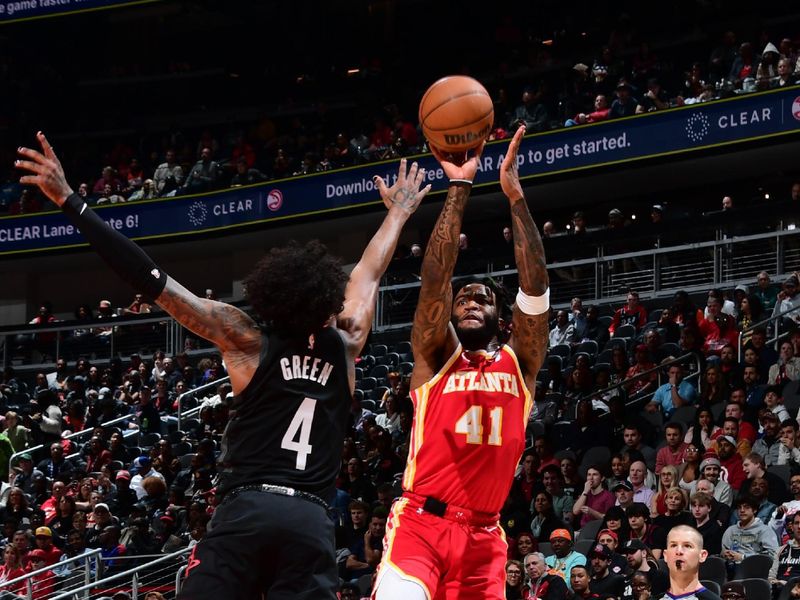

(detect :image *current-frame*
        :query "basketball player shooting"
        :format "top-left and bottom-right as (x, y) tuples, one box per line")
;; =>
(373, 124), (550, 600)
(15, 133), (430, 600)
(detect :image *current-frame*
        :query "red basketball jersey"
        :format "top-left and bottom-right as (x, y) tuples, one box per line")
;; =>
(402, 344), (533, 515)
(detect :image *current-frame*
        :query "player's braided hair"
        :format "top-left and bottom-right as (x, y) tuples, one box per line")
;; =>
(244, 240), (349, 337)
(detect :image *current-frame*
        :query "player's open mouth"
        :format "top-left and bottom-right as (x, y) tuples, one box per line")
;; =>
(675, 560), (684, 569)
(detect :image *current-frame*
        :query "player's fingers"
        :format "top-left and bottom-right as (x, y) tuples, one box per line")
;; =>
(396, 157), (407, 184)
(16, 146), (48, 164)
(14, 159), (45, 174)
(414, 167), (426, 188)
(19, 175), (40, 186)
(407, 161), (418, 185)
(417, 183), (432, 199)
(37, 131), (58, 162)
(374, 175), (388, 197)
(509, 125), (525, 156)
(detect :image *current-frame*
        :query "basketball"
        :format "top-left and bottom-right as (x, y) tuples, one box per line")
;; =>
(419, 76), (494, 153)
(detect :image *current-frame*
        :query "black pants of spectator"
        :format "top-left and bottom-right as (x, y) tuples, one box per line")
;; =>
(178, 489), (337, 600)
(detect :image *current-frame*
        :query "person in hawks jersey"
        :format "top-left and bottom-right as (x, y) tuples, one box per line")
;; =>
(15, 135), (430, 600)
(374, 124), (549, 600)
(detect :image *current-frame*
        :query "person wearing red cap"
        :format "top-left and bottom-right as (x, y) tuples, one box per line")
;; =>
(545, 529), (586, 589)
(716, 435), (745, 490)
(27, 549), (56, 600)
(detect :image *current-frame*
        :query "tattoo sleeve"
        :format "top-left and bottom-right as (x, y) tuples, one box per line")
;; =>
(411, 184), (469, 355)
(509, 198), (549, 376)
(156, 278), (259, 353)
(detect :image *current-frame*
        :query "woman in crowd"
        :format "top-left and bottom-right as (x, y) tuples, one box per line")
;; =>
(650, 465), (679, 517)
(0, 487), (33, 526)
(678, 444), (702, 489)
(653, 487), (692, 531)
(0, 545), (26, 593)
(685, 407), (720, 450)
(49, 495), (77, 538)
(505, 560), (526, 600)
(698, 365), (726, 406)
(598, 506), (630, 542)
(3, 411), (30, 452)
(530, 491), (564, 543)
(736, 294), (763, 346)
(511, 531), (536, 561)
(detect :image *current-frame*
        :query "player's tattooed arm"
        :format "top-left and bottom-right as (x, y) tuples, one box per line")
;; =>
(501, 126), (549, 381)
(157, 277), (261, 355)
(410, 184), (466, 381)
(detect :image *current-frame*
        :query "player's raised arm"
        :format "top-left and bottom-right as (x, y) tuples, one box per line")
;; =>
(410, 143), (484, 389)
(500, 126), (550, 388)
(337, 158), (430, 360)
(15, 133), (261, 362)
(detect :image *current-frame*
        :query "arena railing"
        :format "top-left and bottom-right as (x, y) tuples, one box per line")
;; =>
(376, 227), (800, 331)
(737, 301), (800, 360)
(176, 375), (230, 430)
(8, 412), (138, 477)
(0, 547), (102, 600)
(50, 547), (190, 600)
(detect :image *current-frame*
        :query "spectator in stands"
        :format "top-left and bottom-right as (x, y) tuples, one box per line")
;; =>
(33, 526), (61, 565)
(342, 458), (376, 504)
(636, 78), (669, 113)
(626, 345), (658, 398)
(730, 42), (758, 88)
(722, 494), (779, 562)
(609, 291), (647, 335)
(546, 529), (586, 588)
(0, 544), (26, 594)
(505, 559), (525, 600)
(621, 425), (656, 472)
(753, 412), (783, 467)
(773, 275), (800, 327)
(513, 450), (539, 506)
(153, 149), (183, 196)
(609, 81), (637, 119)
(565, 94), (610, 127)
(656, 423), (689, 474)
(230, 156), (267, 187)
(647, 364), (697, 419)
(130, 456), (165, 500)
(127, 179), (157, 201)
(535, 437), (560, 473)
(510, 85), (549, 132)
(573, 465), (615, 528)
(686, 406), (720, 451)
(92, 166), (122, 195)
(769, 341), (800, 385)
(626, 502), (666, 558)
(37, 442), (76, 482)
(755, 272), (778, 313)
(628, 462), (655, 508)
(692, 454), (733, 506)
(699, 293), (739, 356)
(716, 435), (745, 491)
(531, 490), (563, 543)
(690, 492), (723, 555)
(651, 464), (679, 516)
(757, 42), (780, 88)
(588, 542), (625, 597)
(524, 551), (569, 600)
(742, 476), (777, 526)
(678, 444), (702, 489)
(773, 57), (798, 88)
(98, 525), (126, 570)
(540, 465), (574, 525)
(549, 310), (575, 348)
(183, 147), (219, 194)
(769, 510), (800, 585)
(736, 293), (763, 347)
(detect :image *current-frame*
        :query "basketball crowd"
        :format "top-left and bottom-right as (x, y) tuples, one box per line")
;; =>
(0, 263), (794, 599)
(2, 18), (800, 215)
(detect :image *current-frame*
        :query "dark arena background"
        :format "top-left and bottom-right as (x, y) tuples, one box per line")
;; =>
(0, 0), (799, 597)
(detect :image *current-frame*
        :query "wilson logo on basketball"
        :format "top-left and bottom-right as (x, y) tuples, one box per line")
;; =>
(266, 189), (283, 211)
(443, 123), (493, 147)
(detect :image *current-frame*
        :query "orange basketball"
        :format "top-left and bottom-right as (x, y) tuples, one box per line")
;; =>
(419, 76), (494, 153)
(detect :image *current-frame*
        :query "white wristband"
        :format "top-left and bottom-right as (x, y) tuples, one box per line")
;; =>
(449, 179), (473, 185)
(516, 287), (550, 315)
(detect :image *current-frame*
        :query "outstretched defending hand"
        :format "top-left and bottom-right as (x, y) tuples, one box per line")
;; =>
(500, 125), (526, 202)
(15, 132), (73, 206)
(374, 157), (431, 216)
(430, 140), (486, 182)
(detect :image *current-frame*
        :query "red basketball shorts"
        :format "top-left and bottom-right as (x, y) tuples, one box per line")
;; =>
(373, 495), (507, 600)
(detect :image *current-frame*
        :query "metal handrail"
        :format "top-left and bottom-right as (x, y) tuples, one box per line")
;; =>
(737, 299), (800, 359)
(50, 547), (190, 600)
(176, 376), (231, 429)
(8, 412), (138, 475)
(0, 548), (102, 596)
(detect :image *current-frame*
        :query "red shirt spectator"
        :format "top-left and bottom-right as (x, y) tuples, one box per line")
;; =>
(609, 292), (648, 335)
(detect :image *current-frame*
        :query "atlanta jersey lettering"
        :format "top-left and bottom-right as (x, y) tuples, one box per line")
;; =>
(402, 344), (533, 514)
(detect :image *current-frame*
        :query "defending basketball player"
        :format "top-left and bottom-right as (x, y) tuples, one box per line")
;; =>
(373, 124), (549, 600)
(16, 133), (430, 600)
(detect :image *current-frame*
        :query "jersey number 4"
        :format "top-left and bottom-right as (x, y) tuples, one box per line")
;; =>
(455, 406), (503, 446)
(281, 397), (316, 470)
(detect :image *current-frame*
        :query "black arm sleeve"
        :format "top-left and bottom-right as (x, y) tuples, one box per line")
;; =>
(62, 193), (168, 299)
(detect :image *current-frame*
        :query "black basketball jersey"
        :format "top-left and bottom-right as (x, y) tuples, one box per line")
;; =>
(216, 327), (351, 502)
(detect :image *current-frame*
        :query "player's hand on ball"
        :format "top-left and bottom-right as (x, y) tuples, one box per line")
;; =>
(429, 140), (486, 182)
(15, 132), (73, 206)
(500, 125), (525, 202)
(374, 158), (431, 216)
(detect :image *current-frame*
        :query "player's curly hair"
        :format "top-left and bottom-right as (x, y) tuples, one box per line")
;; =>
(244, 240), (349, 337)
